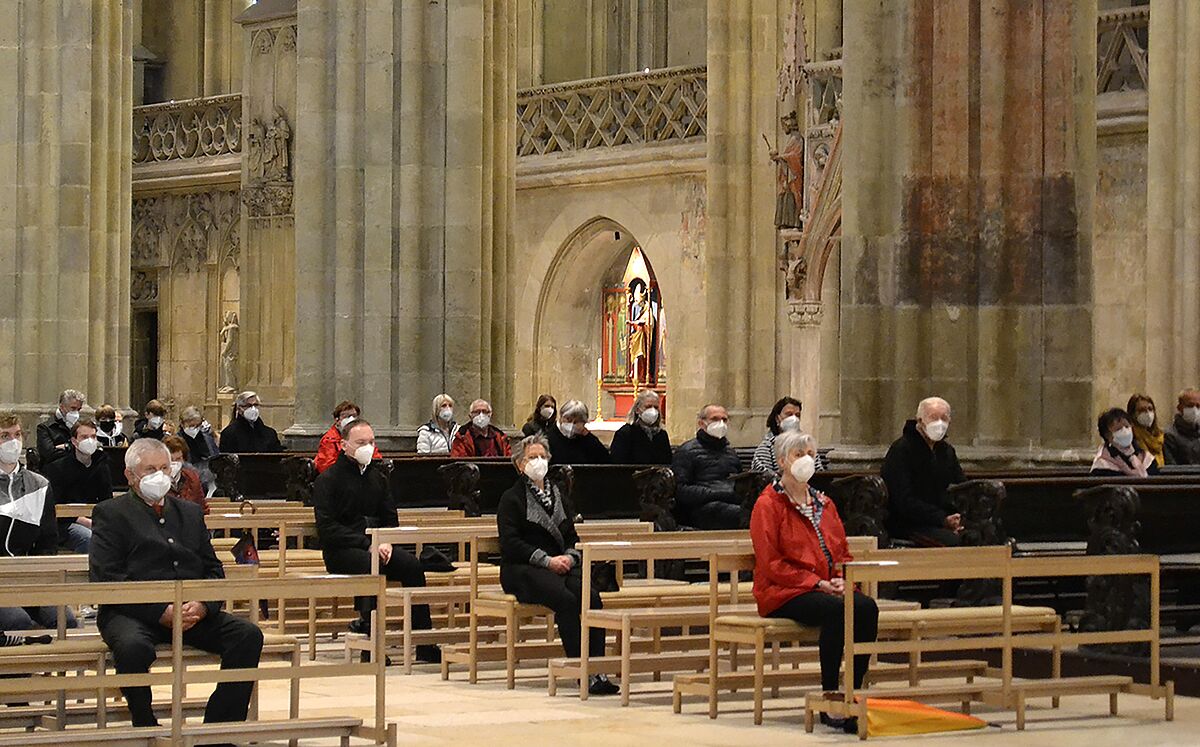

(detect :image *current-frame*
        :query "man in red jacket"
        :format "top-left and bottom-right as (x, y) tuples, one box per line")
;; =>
(750, 429), (878, 733)
(450, 399), (511, 457)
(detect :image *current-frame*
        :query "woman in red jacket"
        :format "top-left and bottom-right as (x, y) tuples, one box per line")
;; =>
(315, 401), (380, 473)
(750, 430), (878, 731)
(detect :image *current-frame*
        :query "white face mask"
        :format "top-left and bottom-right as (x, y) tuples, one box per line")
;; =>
(169, 461), (183, 479)
(148, 415), (164, 429)
(1136, 410), (1155, 429)
(705, 420), (729, 440)
(439, 407), (454, 422)
(639, 407), (659, 425)
(76, 437), (99, 456)
(242, 406), (260, 423)
(183, 426), (201, 438)
(523, 456), (549, 482)
(790, 454), (816, 483)
(540, 406), (556, 421)
(352, 443), (375, 466)
(137, 470), (172, 503)
(339, 415), (357, 430)
(64, 410), (80, 427)
(1183, 406), (1200, 426)
(779, 414), (801, 432)
(472, 413), (491, 430)
(1112, 426), (1135, 450)
(0, 439), (23, 465)
(923, 419), (949, 442)
(558, 421), (576, 438)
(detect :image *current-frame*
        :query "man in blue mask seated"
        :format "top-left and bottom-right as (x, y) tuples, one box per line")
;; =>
(89, 438), (263, 728)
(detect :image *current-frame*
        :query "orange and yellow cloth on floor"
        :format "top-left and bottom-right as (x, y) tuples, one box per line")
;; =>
(864, 698), (986, 737)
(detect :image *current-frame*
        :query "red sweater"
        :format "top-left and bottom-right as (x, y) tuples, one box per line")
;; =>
(450, 426), (511, 458)
(750, 482), (853, 616)
(314, 425), (381, 473)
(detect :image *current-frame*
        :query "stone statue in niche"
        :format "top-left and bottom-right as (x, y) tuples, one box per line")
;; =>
(785, 255), (808, 302)
(219, 311), (239, 393)
(770, 110), (805, 230)
(246, 118), (265, 179)
(264, 106), (291, 182)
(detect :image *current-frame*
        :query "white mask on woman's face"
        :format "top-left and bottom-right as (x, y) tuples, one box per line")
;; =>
(148, 415), (164, 430)
(523, 456), (549, 482)
(242, 406), (260, 423)
(639, 407), (659, 425)
(789, 454), (816, 484)
(779, 414), (801, 432)
(558, 421), (576, 438)
(1112, 426), (1134, 450)
(439, 407), (454, 422)
(540, 406), (556, 421)
(169, 461), (183, 480)
(1136, 410), (1155, 429)
(184, 426), (201, 438)
(339, 414), (357, 431)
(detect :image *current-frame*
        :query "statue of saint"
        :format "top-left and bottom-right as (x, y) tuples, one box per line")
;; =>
(219, 311), (239, 393)
(247, 118), (266, 179)
(264, 106), (291, 182)
(627, 278), (655, 385)
(770, 110), (805, 230)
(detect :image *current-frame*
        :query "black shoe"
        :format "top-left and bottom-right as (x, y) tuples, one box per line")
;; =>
(359, 651), (394, 666)
(415, 645), (441, 664)
(820, 713), (848, 730)
(587, 674), (619, 696)
(348, 617), (371, 636)
(842, 717), (859, 735)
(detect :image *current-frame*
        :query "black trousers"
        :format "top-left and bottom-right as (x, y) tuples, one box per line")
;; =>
(907, 526), (962, 548)
(323, 546), (431, 630)
(769, 591), (879, 691)
(500, 564), (605, 658)
(99, 610), (263, 727)
(688, 500), (746, 530)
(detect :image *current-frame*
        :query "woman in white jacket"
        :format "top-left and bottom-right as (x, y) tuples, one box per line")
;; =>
(416, 394), (460, 454)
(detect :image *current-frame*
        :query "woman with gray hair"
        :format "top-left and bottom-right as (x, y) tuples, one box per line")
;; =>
(749, 430), (878, 733)
(610, 390), (672, 464)
(545, 399), (611, 465)
(495, 435), (618, 695)
(178, 405), (220, 489)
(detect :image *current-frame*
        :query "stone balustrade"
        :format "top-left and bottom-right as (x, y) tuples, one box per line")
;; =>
(1097, 5), (1149, 95)
(516, 66), (706, 157)
(133, 93), (243, 165)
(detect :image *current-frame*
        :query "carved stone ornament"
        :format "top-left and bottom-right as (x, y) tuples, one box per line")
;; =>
(437, 462), (483, 517)
(253, 28), (275, 56)
(947, 479), (1009, 606)
(788, 300), (823, 328)
(1076, 485), (1150, 655)
(827, 475), (890, 547)
(242, 183), (294, 217)
(133, 190), (241, 272)
(130, 270), (159, 307)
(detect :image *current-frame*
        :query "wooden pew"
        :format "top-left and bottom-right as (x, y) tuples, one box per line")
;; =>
(0, 575), (396, 746)
(805, 550), (1175, 739)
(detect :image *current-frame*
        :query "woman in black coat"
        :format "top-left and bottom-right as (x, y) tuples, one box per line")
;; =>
(610, 390), (671, 464)
(544, 399), (611, 465)
(496, 434), (618, 695)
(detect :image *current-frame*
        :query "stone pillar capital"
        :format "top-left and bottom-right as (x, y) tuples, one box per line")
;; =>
(788, 301), (823, 328)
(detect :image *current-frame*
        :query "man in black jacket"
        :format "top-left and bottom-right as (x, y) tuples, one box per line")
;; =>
(89, 439), (263, 727)
(217, 391), (283, 453)
(671, 404), (745, 529)
(313, 419), (438, 663)
(36, 389), (85, 465)
(42, 417), (112, 553)
(880, 397), (966, 546)
(0, 411), (76, 631)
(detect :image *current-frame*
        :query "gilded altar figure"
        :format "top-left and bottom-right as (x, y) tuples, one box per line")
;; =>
(627, 278), (655, 384)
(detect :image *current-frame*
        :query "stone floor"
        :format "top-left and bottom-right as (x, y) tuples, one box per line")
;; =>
(242, 656), (1198, 746)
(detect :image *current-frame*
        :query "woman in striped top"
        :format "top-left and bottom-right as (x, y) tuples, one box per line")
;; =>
(750, 396), (829, 475)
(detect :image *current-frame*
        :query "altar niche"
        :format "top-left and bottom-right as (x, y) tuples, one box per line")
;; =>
(601, 246), (667, 420)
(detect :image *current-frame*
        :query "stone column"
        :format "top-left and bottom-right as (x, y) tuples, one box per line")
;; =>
(0, 0), (132, 419)
(293, 0), (515, 440)
(702, 0), (785, 442)
(839, 0), (1096, 450)
(1146, 0), (1200, 399)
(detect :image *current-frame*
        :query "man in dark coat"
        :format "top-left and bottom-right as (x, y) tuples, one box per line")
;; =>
(89, 438), (263, 727)
(1164, 389), (1200, 465)
(313, 419), (439, 663)
(880, 396), (966, 546)
(36, 389), (85, 465)
(218, 391), (283, 453)
(671, 404), (745, 529)
(42, 417), (112, 553)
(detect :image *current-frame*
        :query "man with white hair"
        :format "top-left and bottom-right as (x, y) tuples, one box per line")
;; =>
(37, 389), (85, 464)
(217, 390), (283, 453)
(880, 397), (966, 546)
(89, 438), (263, 727)
(450, 399), (511, 457)
(671, 404), (745, 529)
